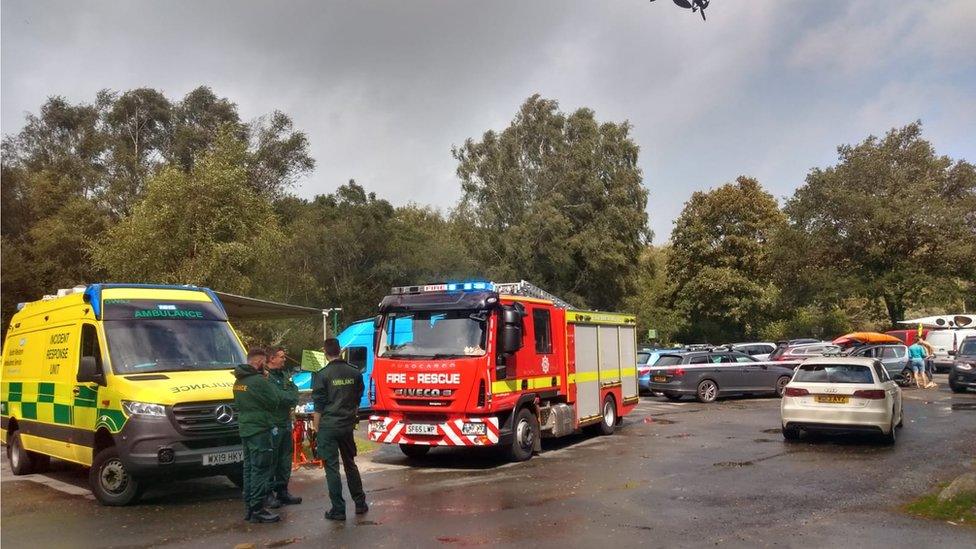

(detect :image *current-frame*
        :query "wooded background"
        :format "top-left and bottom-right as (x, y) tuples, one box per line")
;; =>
(3, 88), (974, 350)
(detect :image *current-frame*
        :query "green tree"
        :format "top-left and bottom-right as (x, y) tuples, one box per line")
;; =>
(91, 131), (282, 293)
(783, 122), (976, 326)
(624, 245), (685, 345)
(452, 95), (648, 309)
(1, 87), (313, 329)
(668, 176), (786, 342)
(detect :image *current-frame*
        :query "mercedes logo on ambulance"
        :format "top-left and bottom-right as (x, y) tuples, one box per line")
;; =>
(214, 404), (235, 424)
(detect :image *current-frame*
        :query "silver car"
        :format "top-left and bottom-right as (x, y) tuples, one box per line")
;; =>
(648, 351), (800, 403)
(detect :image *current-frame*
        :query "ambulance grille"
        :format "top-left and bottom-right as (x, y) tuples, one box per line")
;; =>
(170, 400), (238, 435)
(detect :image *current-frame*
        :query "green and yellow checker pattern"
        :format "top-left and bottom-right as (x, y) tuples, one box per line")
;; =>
(0, 380), (124, 434)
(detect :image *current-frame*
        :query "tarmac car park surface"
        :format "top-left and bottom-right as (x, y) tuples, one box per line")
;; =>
(2, 374), (974, 549)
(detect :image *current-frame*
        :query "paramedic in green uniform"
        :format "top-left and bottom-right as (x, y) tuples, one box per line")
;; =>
(312, 338), (367, 521)
(232, 347), (280, 523)
(265, 346), (302, 506)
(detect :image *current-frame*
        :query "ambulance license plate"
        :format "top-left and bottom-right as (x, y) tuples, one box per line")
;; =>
(203, 450), (243, 466)
(405, 423), (438, 435)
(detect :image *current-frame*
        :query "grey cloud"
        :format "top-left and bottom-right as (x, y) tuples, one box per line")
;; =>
(3, 0), (974, 243)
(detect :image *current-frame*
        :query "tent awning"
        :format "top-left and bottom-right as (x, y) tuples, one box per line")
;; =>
(213, 291), (329, 321)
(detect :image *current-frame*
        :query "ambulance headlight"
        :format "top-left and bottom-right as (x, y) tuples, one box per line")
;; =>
(368, 420), (386, 432)
(461, 422), (487, 436)
(122, 400), (166, 417)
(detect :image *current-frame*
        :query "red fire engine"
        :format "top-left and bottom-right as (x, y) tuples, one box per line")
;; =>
(367, 281), (639, 461)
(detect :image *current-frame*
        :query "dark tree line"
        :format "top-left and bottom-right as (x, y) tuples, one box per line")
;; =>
(2, 88), (973, 351)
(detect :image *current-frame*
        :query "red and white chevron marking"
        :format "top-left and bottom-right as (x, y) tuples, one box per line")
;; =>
(367, 416), (500, 446)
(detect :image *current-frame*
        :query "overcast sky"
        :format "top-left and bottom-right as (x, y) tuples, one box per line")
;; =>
(3, 0), (974, 242)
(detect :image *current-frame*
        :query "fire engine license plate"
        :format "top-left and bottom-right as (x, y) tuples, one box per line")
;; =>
(405, 423), (438, 435)
(815, 395), (849, 404)
(202, 450), (243, 466)
(653, 376), (667, 383)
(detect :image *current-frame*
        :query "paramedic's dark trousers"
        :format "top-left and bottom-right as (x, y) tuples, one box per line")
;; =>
(242, 430), (274, 512)
(270, 423), (293, 494)
(317, 427), (365, 511)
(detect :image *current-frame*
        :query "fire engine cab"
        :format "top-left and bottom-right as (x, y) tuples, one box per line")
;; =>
(367, 281), (639, 461)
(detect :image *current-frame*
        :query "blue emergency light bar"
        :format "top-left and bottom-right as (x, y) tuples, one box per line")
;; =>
(390, 281), (494, 295)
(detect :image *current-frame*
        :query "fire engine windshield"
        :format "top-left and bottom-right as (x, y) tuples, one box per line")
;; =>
(378, 310), (488, 359)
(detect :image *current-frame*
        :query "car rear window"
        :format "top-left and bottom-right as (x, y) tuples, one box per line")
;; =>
(794, 364), (875, 384)
(655, 355), (683, 366)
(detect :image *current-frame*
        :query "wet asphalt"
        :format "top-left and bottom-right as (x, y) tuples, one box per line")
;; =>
(2, 374), (975, 549)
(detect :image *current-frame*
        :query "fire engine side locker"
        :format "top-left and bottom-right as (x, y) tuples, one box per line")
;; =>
(567, 312), (639, 424)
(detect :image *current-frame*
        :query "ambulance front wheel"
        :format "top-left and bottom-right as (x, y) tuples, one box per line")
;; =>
(399, 444), (431, 459)
(90, 446), (143, 506)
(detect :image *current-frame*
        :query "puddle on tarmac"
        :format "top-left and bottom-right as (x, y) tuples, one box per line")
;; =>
(356, 520), (381, 526)
(266, 538), (304, 547)
(951, 403), (976, 411)
(642, 417), (676, 424)
(753, 438), (776, 443)
(713, 460), (754, 467)
(665, 433), (693, 439)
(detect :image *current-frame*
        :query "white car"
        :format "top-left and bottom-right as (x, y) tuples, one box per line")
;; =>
(731, 342), (777, 361)
(780, 357), (903, 444)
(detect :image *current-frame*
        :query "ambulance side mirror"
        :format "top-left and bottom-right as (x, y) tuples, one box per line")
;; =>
(77, 355), (105, 385)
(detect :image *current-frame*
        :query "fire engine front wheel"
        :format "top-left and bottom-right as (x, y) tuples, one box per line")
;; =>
(507, 408), (538, 462)
(399, 444), (431, 459)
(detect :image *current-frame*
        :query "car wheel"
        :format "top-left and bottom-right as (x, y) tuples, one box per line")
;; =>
(782, 425), (800, 441)
(663, 393), (683, 402)
(89, 446), (142, 506)
(399, 444), (431, 459)
(696, 380), (719, 403)
(7, 431), (36, 475)
(882, 410), (897, 445)
(775, 376), (791, 397)
(507, 407), (538, 462)
(949, 381), (965, 394)
(596, 395), (617, 436)
(897, 369), (914, 387)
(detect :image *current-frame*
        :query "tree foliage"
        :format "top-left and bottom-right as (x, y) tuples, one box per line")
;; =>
(453, 95), (649, 310)
(782, 122), (976, 325)
(668, 176), (786, 342)
(91, 131), (282, 294)
(0, 87), (313, 328)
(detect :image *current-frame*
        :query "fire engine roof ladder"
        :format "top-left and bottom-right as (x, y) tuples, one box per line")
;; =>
(494, 280), (576, 310)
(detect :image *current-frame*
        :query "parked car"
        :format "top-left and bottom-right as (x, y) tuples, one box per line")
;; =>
(845, 344), (910, 383)
(781, 357), (903, 444)
(637, 348), (670, 394)
(885, 329), (929, 346)
(948, 336), (976, 394)
(769, 342), (842, 361)
(925, 329), (976, 373)
(647, 350), (798, 403)
(731, 342), (777, 361)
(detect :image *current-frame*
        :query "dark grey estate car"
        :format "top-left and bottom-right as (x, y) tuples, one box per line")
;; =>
(648, 351), (799, 403)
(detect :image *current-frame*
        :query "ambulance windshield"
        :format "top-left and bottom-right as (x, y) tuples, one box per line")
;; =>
(378, 309), (488, 359)
(103, 318), (246, 374)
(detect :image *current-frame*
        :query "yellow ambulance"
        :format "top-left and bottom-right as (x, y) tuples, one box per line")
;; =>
(1, 284), (248, 505)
